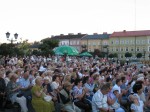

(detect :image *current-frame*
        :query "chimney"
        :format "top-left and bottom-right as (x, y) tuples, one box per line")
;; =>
(103, 32), (107, 34)
(93, 33), (98, 35)
(68, 33), (74, 35)
(123, 30), (126, 32)
(78, 33), (81, 35)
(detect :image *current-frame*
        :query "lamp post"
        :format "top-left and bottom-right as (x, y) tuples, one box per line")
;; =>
(6, 32), (18, 44)
(143, 49), (146, 61)
(103, 45), (109, 60)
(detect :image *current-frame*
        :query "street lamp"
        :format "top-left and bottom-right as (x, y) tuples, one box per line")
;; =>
(103, 45), (109, 60)
(6, 32), (18, 44)
(143, 49), (146, 61)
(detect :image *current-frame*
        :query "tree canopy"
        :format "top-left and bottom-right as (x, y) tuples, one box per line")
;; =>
(125, 52), (132, 58)
(39, 39), (59, 56)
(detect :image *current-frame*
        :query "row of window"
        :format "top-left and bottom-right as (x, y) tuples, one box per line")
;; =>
(111, 47), (150, 52)
(111, 40), (148, 45)
(82, 42), (108, 45)
(60, 41), (80, 45)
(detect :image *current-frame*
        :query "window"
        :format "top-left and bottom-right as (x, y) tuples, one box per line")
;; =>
(120, 48), (123, 51)
(126, 40), (129, 44)
(116, 48), (119, 51)
(131, 48), (134, 51)
(142, 40), (145, 44)
(136, 40), (140, 44)
(116, 40), (119, 44)
(93, 42), (96, 46)
(70, 42), (72, 45)
(120, 40), (124, 44)
(113, 47), (116, 51)
(148, 39), (150, 44)
(126, 47), (128, 51)
(111, 41), (113, 44)
(149, 46), (150, 51)
(121, 55), (123, 58)
(137, 47), (139, 51)
(99, 42), (101, 45)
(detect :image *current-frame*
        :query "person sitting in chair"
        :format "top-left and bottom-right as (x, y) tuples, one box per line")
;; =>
(59, 82), (81, 112)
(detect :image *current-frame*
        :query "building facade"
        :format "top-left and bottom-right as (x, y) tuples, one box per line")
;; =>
(81, 33), (110, 52)
(51, 33), (86, 52)
(110, 30), (150, 60)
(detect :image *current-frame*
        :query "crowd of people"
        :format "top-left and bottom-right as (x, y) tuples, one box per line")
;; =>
(0, 55), (150, 112)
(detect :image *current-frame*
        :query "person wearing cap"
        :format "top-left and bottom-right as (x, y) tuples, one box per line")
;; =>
(58, 82), (81, 112)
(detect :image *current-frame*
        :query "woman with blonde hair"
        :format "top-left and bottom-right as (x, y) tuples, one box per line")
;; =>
(31, 77), (55, 112)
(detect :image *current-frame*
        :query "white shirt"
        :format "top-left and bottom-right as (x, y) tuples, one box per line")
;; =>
(51, 81), (59, 90)
(78, 72), (83, 79)
(92, 90), (108, 112)
(130, 81), (136, 93)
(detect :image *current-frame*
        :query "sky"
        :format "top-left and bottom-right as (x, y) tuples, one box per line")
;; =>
(0, 0), (150, 43)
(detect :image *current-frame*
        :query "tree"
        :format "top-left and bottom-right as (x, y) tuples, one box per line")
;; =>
(125, 52), (132, 58)
(0, 43), (17, 56)
(108, 53), (114, 58)
(81, 45), (87, 53)
(136, 53), (142, 59)
(18, 39), (30, 56)
(113, 53), (118, 58)
(39, 39), (59, 56)
(93, 49), (105, 57)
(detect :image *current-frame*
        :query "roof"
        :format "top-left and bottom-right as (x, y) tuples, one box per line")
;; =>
(51, 34), (86, 40)
(81, 34), (110, 40)
(30, 44), (40, 48)
(111, 30), (150, 37)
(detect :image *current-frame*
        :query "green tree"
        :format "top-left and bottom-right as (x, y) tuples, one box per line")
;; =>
(113, 53), (118, 58)
(93, 49), (103, 57)
(32, 50), (41, 56)
(18, 39), (30, 56)
(81, 45), (87, 53)
(108, 53), (114, 58)
(125, 52), (132, 58)
(136, 53), (142, 59)
(0, 43), (17, 56)
(39, 39), (59, 56)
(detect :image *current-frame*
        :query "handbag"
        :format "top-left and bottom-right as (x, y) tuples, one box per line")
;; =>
(111, 101), (120, 110)
(43, 95), (52, 102)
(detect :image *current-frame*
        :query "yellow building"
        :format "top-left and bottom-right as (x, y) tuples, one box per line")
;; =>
(110, 30), (150, 60)
(81, 33), (110, 52)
